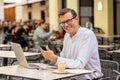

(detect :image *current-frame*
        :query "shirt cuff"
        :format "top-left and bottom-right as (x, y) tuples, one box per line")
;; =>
(56, 56), (64, 64)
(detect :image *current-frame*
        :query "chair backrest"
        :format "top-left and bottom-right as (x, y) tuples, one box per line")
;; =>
(101, 68), (120, 80)
(100, 59), (119, 71)
(99, 49), (108, 59)
(112, 52), (120, 64)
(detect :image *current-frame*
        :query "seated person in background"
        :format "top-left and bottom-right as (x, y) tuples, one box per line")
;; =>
(23, 23), (30, 35)
(51, 29), (65, 40)
(13, 23), (28, 50)
(33, 20), (52, 50)
(85, 18), (93, 30)
(9, 25), (16, 42)
(40, 8), (102, 80)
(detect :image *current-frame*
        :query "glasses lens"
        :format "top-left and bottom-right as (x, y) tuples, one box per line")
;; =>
(59, 17), (76, 27)
(59, 22), (64, 26)
(60, 23), (63, 26)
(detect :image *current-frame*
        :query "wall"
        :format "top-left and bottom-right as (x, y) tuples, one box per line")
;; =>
(22, 3), (41, 21)
(116, 2), (120, 34)
(66, 0), (79, 16)
(32, 3), (40, 20)
(94, 0), (113, 35)
(21, 2), (47, 22)
(108, 0), (114, 35)
(22, 5), (29, 21)
(0, 2), (4, 21)
(49, 0), (60, 31)
(16, 6), (22, 22)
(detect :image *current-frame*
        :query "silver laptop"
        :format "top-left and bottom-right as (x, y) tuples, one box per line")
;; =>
(11, 42), (39, 69)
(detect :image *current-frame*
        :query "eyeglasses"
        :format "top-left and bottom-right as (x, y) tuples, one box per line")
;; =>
(59, 17), (76, 27)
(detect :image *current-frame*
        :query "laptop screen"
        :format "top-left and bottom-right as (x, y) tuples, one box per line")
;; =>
(11, 42), (29, 68)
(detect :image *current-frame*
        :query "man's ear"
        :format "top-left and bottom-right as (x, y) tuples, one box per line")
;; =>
(75, 16), (79, 21)
(75, 16), (79, 23)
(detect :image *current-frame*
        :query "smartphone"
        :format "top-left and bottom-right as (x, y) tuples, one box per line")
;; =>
(41, 45), (46, 50)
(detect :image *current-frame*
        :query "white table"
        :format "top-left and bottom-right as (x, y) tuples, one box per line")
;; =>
(0, 65), (95, 80)
(98, 45), (115, 59)
(95, 33), (120, 38)
(98, 45), (114, 49)
(0, 51), (40, 66)
(98, 45), (115, 51)
(108, 49), (120, 53)
(0, 44), (11, 48)
(0, 51), (40, 58)
(95, 33), (120, 45)
(0, 44), (11, 50)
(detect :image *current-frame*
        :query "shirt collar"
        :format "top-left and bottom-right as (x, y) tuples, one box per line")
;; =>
(72, 26), (83, 39)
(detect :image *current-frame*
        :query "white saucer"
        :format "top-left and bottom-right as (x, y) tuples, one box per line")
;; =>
(52, 70), (69, 74)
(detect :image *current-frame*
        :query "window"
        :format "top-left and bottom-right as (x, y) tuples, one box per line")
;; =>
(28, 12), (32, 20)
(62, 0), (66, 8)
(41, 10), (45, 21)
(79, 0), (94, 27)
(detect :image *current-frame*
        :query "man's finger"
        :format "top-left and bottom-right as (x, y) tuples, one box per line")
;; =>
(46, 45), (50, 50)
(40, 47), (45, 53)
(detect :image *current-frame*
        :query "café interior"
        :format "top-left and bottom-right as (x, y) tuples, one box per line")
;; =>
(0, 0), (120, 80)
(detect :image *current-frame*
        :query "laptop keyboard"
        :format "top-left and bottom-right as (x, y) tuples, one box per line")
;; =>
(28, 63), (48, 70)
(29, 63), (39, 68)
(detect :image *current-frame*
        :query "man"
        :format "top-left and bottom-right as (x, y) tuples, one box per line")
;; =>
(40, 8), (102, 80)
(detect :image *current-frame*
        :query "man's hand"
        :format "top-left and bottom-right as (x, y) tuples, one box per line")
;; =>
(40, 45), (58, 63)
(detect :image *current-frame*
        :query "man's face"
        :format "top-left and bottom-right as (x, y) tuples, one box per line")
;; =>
(59, 12), (79, 36)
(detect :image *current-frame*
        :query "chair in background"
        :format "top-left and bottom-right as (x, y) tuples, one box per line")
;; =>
(101, 68), (120, 80)
(100, 59), (119, 71)
(111, 52), (120, 67)
(99, 49), (112, 60)
(93, 27), (105, 34)
(100, 59), (120, 80)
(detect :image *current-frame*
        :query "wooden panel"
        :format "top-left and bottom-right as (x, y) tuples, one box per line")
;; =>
(4, 7), (15, 21)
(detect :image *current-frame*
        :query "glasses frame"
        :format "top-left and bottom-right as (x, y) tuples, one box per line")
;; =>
(59, 16), (76, 27)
